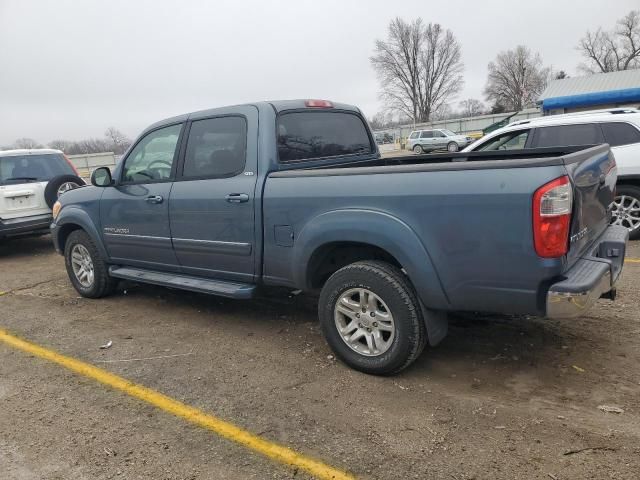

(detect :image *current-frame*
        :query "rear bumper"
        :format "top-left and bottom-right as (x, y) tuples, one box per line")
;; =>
(546, 225), (628, 318)
(0, 214), (52, 238)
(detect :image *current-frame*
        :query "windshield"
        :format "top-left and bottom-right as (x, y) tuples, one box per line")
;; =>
(440, 129), (457, 137)
(0, 153), (74, 185)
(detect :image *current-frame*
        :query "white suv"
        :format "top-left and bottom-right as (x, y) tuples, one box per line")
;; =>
(464, 108), (640, 239)
(408, 128), (473, 154)
(0, 149), (84, 240)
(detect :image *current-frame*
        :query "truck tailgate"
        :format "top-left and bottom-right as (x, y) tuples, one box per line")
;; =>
(564, 145), (617, 266)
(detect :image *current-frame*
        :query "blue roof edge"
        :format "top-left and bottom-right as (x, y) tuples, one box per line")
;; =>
(542, 87), (640, 111)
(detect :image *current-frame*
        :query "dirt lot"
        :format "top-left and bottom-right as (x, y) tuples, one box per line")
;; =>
(1, 235), (639, 480)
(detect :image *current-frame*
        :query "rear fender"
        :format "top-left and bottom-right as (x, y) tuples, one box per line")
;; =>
(292, 209), (450, 311)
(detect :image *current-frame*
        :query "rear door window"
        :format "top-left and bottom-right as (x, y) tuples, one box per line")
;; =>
(601, 122), (640, 147)
(0, 153), (74, 185)
(182, 116), (247, 178)
(277, 111), (373, 162)
(420, 131), (432, 139)
(533, 123), (604, 147)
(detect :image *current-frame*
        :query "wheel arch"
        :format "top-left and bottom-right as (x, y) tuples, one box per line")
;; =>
(54, 207), (108, 260)
(292, 209), (449, 310)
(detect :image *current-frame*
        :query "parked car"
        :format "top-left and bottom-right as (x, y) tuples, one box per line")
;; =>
(0, 149), (84, 241)
(408, 128), (473, 153)
(464, 108), (640, 239)
(50, 99), (627, 375)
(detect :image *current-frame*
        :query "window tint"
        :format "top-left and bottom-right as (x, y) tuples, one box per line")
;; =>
(420, 131), (432, 139)
(477, 130), (530, 151)
(122, 124), (182, 183)
(277, 111), (372, 162)
(183, 117), (247, 178)
(0, 153), (74, 185)
(409, 132), (419, 139)
(601, 122), (640, 147)
(534, 123), (604, 148)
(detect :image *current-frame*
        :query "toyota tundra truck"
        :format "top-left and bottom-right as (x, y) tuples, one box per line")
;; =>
(50, 99), (628, 375)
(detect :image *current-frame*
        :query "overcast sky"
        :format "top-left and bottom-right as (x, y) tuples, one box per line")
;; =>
(0, 0), (637, 145)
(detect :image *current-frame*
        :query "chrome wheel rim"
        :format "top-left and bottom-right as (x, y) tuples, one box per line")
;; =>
(57, 181), (80, 197)
(334, 288), (395, 357)
(448, 142), (458, 152)
(413, 145), (422, 154)
(70, 244), (94, 288)
(611, 195), (640, 232)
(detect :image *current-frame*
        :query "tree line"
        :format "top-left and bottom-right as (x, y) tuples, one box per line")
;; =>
(3, 127), (132, 155)
(370, 10), (640, 129)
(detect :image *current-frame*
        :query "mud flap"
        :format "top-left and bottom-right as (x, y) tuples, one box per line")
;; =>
(420, 301), (448, 346)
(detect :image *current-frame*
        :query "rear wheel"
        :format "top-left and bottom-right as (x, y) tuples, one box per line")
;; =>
(611, 185), (640, 240)
(447, 142), (459, 152)
(318, 260), (426, 375)
(413, 144), (423, 154)
(64, 230), (116, 298)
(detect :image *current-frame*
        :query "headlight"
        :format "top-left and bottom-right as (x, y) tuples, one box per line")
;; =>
(52, 200), (62, 220)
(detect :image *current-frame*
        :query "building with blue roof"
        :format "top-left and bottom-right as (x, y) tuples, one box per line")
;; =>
(539, 70), (640, 115)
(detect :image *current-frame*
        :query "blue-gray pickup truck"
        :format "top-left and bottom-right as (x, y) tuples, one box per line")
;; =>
(51, 99), (628, 375)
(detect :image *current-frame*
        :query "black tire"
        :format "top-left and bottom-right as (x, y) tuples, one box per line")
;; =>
(64, 230), (116, 298)
(44, 175), (85, 208)
(318, 260), (427, 375)
(447, 142), (459, 152)
(413, 145), (423, 154)
(612, 184), (640, 241)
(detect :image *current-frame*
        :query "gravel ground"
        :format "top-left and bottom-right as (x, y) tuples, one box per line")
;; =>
(1, 235), (639, 479)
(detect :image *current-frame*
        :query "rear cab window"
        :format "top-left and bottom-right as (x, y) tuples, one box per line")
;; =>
(277, 111), (373, 162)
(0, 153), (74, 185)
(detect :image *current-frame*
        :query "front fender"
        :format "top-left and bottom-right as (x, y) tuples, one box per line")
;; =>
(292, 209), (450, 310)
(52, 206), (108, 260)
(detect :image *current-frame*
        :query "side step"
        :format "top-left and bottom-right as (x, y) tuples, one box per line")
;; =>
(109, 266), (256, 299)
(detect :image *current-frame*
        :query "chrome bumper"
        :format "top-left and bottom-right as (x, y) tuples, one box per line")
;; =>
(546, 225), (628, 319)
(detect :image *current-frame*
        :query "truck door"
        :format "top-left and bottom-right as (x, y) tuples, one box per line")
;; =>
(100, 123), (183, 270)
(169, 106), (258, 283)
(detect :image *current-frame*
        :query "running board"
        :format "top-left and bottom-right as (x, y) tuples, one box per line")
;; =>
(108, 266), (256, 299)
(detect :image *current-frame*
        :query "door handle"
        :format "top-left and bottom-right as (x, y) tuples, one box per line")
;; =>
(225, 193), (249, 203)
(146, 195), (164, 204)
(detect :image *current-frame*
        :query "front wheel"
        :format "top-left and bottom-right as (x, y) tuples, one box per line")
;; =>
(64, 230), (117, 298)
(611, 185), (640, 240)
(318, 260), (427, 375)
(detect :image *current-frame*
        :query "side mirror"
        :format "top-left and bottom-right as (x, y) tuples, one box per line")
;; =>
(91, 167), (113, 187)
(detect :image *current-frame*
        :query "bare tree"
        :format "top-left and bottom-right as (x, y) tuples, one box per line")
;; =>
(458, 98), (485, 117)
(104, 127), (131, 154)
(577, 10), (640, 73)
(555, 70), (569, 79)
(12, 138), (43, 149)
(371, 17), (464, 123)
(484, 46), (551, 112)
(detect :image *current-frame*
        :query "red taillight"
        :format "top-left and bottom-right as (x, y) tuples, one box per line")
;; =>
(305, 99), (333, 108)
(63, 153), (80, 176)
(533, 175), (572, 258)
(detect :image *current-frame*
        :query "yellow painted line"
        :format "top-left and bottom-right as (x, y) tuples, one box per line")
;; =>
(0, 328), (354, 480)
(625, 258), (640, 263)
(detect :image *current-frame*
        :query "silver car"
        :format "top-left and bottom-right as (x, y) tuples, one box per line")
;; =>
(408, 129), (473, 153)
